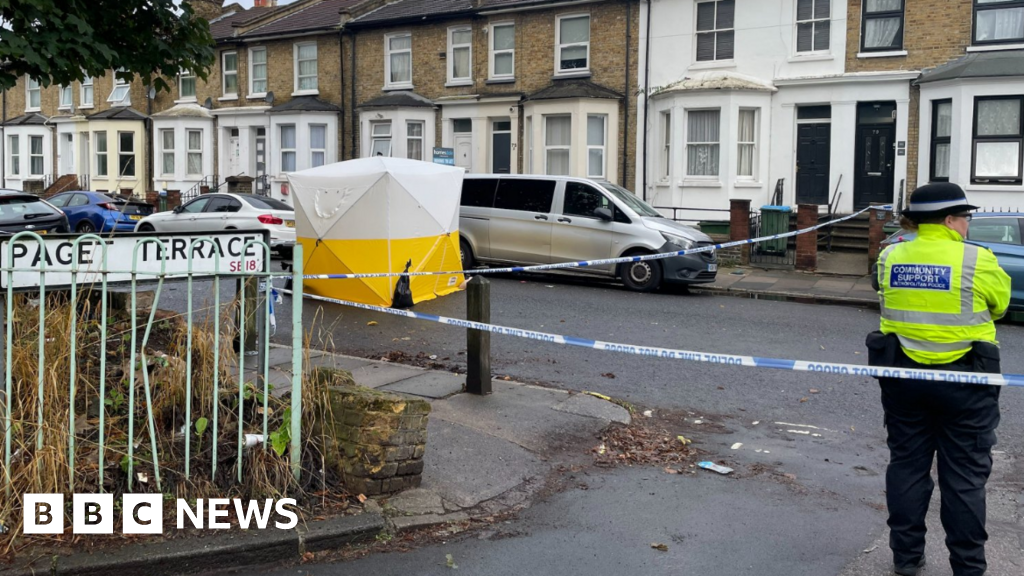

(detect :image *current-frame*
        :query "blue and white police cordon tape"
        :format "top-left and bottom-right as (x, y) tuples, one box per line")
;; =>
(291, 289), (1024, 388)
(302, 204), (895, 280)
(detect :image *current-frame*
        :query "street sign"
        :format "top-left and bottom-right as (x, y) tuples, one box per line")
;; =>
(433, 147), (455, 166)
(0, 230), (269, 290)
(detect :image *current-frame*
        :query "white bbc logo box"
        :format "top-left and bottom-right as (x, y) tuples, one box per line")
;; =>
(22, 494), (297, 534)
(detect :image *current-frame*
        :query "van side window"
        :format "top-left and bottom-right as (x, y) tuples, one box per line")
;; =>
(461, 178), (499, 207)
(494, 179), (555, 213)
(564, 182), (631, 223)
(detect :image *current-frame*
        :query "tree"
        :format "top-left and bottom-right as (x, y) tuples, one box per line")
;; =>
(0, 0), (215, 92)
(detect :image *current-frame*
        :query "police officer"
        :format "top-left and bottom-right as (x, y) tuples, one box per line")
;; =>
(868, 182), (1011, 576)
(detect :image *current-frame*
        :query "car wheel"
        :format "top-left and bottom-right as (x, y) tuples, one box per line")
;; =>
(618, 257), (663, 292)
(76, 221), (96, 234)
(137, 223), (155, 233)
(460, 239), (475, 271)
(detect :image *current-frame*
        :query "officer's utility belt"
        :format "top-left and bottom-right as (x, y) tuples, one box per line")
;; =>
(865, 331), (1001, 374)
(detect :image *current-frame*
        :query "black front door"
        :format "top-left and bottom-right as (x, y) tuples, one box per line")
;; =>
(854, 124), (895, 209)
(796, 123), (831, 205)
(492, 125), (511, 174)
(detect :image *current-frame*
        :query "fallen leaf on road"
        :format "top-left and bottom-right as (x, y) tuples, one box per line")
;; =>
(820, 344), (825, 350)
(367, 321), (378, 326)
(717, 386), (725, 390)
(677, 435), (691, 446)
(446, 553), (458, 569)
(601, 372), (616, 379)
(783, 473), (797, 480)
(642, 410), (653, 418)
(301, 551), (315, 563)
(809, 389), (820, 394)
(863, 545), (878, 554)
(583, 391), (612, 400)
(663, 467), (678, 475)
(730, 442), (743, 450)
(651, 543), (669, 552)
(799, 397), (809, 403)
(503, 376), (511, 381)
(357, 494), (367, 503)
(401, 337), (411, 340)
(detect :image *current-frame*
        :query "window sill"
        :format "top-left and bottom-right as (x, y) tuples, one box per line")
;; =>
(688, 60), (736, 71)
(681, 179), (722, 188)
(653, 181), (671, 188)
(857, 50), (908, 59)
(248, 93), (268, 101)
(445, 80), (474, 88)
(25, 108), (41, 113)
(966, 183), (1024, 192)
(383, 84), (414, 92)
(486, 78), (516, 85)
(58, 107), (72, 112)
(734, 181), (764, 188)
(787, 54), (834, 63)
(967, 43), (1024, 52)
(219, 96), (239, 102)
(175, 98), (199, 104)
(291, 90), (319, 97)
(78, 105), (94, 110)
(552, 71), (591, 80)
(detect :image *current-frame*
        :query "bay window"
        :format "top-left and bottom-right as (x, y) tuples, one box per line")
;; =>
(545, 115), (571, 175)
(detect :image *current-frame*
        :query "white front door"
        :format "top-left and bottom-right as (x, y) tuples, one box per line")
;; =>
(59, 133), (74, 175)
(225, 129), (241, 176)
(454, 134), (472, 171)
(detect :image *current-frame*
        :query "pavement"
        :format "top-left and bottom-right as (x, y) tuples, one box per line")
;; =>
(699, 258), (879, 307)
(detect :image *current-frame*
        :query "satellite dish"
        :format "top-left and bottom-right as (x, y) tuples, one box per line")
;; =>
(265, 91), (275, 104)
(148, 87), (156, 99)
(203, 97), (213, 109)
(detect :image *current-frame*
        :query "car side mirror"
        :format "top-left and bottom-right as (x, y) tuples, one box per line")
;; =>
(172, 205), (184, 214)
(594, 207), (613, 222)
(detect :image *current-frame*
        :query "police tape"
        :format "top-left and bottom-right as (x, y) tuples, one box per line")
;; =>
(302, 205), (895, 280)
(289, 289), (1024, 388)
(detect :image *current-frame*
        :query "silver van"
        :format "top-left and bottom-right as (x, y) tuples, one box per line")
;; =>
(458, 174), (718, 292)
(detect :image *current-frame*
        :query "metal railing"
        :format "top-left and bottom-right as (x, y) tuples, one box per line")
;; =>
(749, 209), (797, 267)
(1, 233), (304, 498)
(652, 206), (730, 226)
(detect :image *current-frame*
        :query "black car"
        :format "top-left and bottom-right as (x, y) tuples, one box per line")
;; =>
(0, 190), (70, 235)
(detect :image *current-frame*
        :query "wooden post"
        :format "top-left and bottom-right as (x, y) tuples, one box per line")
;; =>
(466, 276), (491, 395)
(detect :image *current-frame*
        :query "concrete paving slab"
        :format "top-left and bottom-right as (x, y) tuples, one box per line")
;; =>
(380, 371), (465, 399)
(420, 419), (546, 509)
(305, 353), (374, 373)
(736, 277), (780, 287)
(553, 393), (631, 425)
(812, 279), (857, 292)
(348, 363), (425, 389)
(429, 383), (608, 453)
(387, 488), (445, 515)
(390, 512), (469, 532)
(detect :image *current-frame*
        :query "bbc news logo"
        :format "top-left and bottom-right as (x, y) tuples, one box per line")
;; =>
(22, 494), (298, 534)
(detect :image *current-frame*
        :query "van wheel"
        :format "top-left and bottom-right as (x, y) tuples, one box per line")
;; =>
(619, 257), (662, 292)
(460, 239), (475, 270)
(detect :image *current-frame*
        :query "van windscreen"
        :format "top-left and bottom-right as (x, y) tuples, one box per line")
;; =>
(494, 179), (555, 213)
(461, 178), (499, 207)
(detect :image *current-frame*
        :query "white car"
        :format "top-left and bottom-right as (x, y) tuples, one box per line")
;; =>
(134, 193), (295, 255)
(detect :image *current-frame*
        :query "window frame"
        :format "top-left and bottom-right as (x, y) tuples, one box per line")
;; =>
(406, 121), (424, 161)
(186, 129), (203, 176)
(544, 114), (572, 176)
(28, 135), (44, 176)
(685, 108), (722, 178)
(447, 26), (473, 85)
(660, 111), (672, 180)
(95, 131), (108, 177)
(309, 124), (327, 168)
(586, 114), (607, 179)
(160, 128), (175, 176)
(489, 22), (515, 80)
(25, 77), (41, 112)
(860, 0), (905, 53)
(555, 13), (591, 75)
(8, 135), (19, 177)
(795, 0), (831, 54)
(249, 46), (268, 97)
(280, 125), (297, 173)
(58, 85), (73, 109)
(294, 42), (318, 95)
(384, 32), (413, 89)
(972, 0), (1024, 46)
(179, 69), (197, 101)
(80, 73), (94, 108)
(222, 51), (239, 98)
(107, 69), (131, 105)
(971, 95), (1024, 185)
(695, 0), (735, 62)
(117, 131), (135, 178)
(930, 99), (952, 183)
(370, 121), (393, 157)
(737, 108), (758, 179)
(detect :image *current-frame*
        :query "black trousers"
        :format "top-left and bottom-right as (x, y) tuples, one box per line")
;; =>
(877, 344), (1000, 576)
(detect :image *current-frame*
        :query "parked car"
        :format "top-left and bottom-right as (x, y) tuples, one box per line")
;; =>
(880, 212), (1024, 311)
(0, 190), (70, 236)
(47, 191), (154, 233)
(134, 193), (296, 256)
(458, 174), (717, 292)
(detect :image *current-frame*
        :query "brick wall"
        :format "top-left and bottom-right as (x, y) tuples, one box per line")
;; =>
(349, 0), (639, 183)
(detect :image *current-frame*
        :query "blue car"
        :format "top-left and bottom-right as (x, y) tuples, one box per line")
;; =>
(882, 213), (1024, 312)
(47, 191), (154, 234)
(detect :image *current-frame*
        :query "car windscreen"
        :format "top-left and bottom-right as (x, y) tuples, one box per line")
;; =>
(241, 196), (293, 211)
(112, 199), (155, 215)
(0, 196), (60, 221)
(600, 182), (663, 218)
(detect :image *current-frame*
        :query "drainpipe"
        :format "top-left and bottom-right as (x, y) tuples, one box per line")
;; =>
(641, 0), (652, 201)
(2, 90), (6, 184)
(147, 82), (154, 194)
(350, 28), (358, 158)
(622, 0), (630, 188)
(339, 27), (346, 160)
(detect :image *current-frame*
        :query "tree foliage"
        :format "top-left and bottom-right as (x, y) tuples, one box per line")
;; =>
(0, 0), (215, 92)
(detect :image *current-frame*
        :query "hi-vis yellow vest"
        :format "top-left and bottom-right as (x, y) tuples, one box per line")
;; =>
(878, 224), (1011, 365)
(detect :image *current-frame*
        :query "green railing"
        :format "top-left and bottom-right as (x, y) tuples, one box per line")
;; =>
(1, 232), (304, 497)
